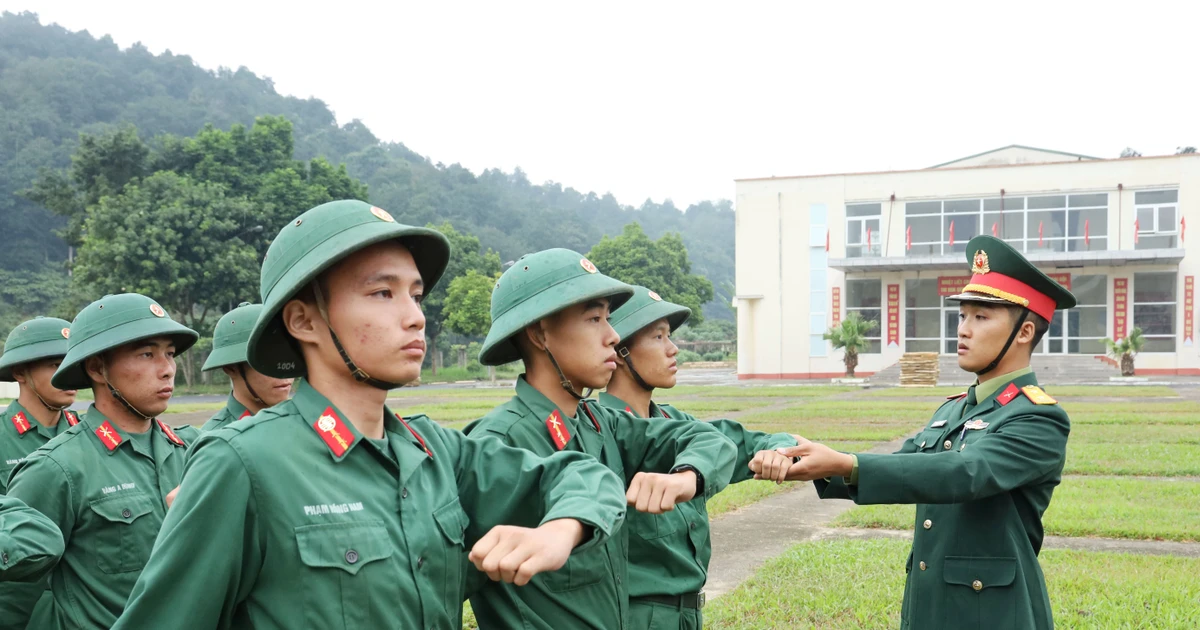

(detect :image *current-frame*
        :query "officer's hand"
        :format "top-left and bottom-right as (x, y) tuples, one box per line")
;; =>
(748, 449), (793, 484)
(759, 437), (855, 482)
(469, 519), (585, 586)
(165, 486), (179, 508)
(626, 471), (697, 514)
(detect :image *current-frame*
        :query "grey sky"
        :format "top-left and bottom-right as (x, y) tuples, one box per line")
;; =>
(5, 0), (1197, 207)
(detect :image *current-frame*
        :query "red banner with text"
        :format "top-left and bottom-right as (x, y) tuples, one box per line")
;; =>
(887, 284), (900, 347)
(937, 273), (1072, 297)
(831, 287), (841, 326)
(1185, 276), (1194, 346)
(1113, 278), (1129, 341)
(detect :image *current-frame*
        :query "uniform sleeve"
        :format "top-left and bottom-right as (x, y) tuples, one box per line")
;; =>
(703, 418), (797, 484)
(612, 408), (738, 500)
(849, 411), (1069, 505)
(449, 428), (626, 552)
(6, 455), (76, 552)
(112, 437), (263, 630)
(0, 494), (64, 582)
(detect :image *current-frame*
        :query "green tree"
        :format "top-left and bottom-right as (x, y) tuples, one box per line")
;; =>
(445, 270), (499, 379)
(423, 222), (502, 374)
(823, 312), (878, 378)
(586, 222), (715, 325)
(1103, 327), (1146, 377)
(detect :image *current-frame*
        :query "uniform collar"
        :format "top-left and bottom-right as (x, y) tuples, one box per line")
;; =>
(223, 393), (251, 421)
(515, 375), (577, 422)
(973, 366), (1034, 403)
(81, 405), (186, 456)
(597, 391), (667, 418)
(291, 379), (432, 470)
(4, 400), (69, 439)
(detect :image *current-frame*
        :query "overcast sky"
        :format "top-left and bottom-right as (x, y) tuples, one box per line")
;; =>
(5, 1), (1197, 207)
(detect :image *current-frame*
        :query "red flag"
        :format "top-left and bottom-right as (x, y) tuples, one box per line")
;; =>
(1134, 219), (1139, 244)
(1038, 221), (1044, 247)
(866, 227), (872, 250)
(905, 225), (912, 251)
(1183, 217), (1187, 243)
(1084, 219), (1090, 246)
(948, 220), (955, 247)
(992, 222), (999, 237)
(826, 228), (830, 252)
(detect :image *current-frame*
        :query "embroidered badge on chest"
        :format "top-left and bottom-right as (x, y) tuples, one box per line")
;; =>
(546, 409), (572, 450)
(964, 419), (990, 431)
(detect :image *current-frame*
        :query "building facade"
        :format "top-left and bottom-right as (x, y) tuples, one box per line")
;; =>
(734, 146), (1200, 378)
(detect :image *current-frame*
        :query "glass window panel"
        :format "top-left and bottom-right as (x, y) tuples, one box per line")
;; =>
(1069, 237), (1107, 252)
(906, 201), (942, 215)
(810, 271), (827, 291)
(1133, 304), (1175, 335)
(1135, 190), (1178, 205)
(1136, 207), (1156, 230)
(1027, 210), (1067, 238)
(1048, 311), (1064, 338)
(907, 216), (941, 242)
(983, 197), (1024, 212)
(905, 309), (940, 338)
(1160, 206), (1176, 230)
(847, 203), (882, 217)
(1068, 208), (1107, 238)
(907, 339), (939, 352)
(1070, 338), (1106, 354)
(847, 219), (862, 244)
(1136, 234), (1177, 249)
(1028, 195), (1067, 210)
(863, 340), (882, 354)
(848, 308), (882, 325)
(1134, 273), (1177, 303)
(1143, 337), (1176, 352)
(944, 213), (980, 242)
(905, 279), (939, 308)
(1070, 307), (1108, 337)
(1072, 275), (1107, 305)
(982, 212), (1025, 241)
(810, 334), (827, 356)
(847, 280), (882, 308)
(1068, 193), (1108, 208)
(944, 199), (980, 214)
(945, 338), (959, 354)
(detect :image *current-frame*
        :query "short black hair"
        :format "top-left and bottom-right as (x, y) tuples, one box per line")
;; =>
(1004, 305), (1050, 354)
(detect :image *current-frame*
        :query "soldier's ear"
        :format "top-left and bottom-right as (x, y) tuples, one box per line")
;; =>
(11, 365), (29, 385)
(1016, 319), (1038, 347)
(84, 355), (107, 386)
(281, 298), (322, 347)
(522, 322), (549, 353)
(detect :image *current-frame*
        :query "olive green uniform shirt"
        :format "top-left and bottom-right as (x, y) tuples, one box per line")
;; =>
(815, 369), (1068, 630)
(597, 392), (796, 630)
(5, 405), (191, 630)
(0, 402), (79, 630)
(463, 376), (738, 630)
(0, 494), (64, 581)
(111, 378), (627, 630)
(200, 394), (250, 432)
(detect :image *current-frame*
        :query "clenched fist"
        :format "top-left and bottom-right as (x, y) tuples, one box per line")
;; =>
(748, 448), (795, 484)
(626, 470), (697, 514)
(753, 436), (855, 482)
(469, 519), (585, 586)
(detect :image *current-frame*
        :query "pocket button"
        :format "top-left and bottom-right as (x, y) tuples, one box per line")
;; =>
(121, 508), (132, 519)
(345, 550), (359, 564)
(972, 579), (983, 592)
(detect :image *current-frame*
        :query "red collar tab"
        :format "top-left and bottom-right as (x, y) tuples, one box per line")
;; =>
(946, 392), (968, 400)
(238, 410), (252, 420)
(313, 407), (354, 457)
(580, 403), (602, 433)
(157, 419), (186, 447)
(65, 410), (80, 426)
(997, 383), (1021, 406)
(398, 417), (433, 458)
(625, 406), (632, 413)
(11, 411), (32, 435)
(545, 409), (572, 451)
(95, 421), (122, 451)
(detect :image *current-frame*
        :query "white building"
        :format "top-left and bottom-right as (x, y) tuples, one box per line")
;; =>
(734, 145), (1199, 378)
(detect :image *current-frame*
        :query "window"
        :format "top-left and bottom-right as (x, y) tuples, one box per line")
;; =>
(1134, 272), (1177, 352)
(904, 279), (940, 352)
(846, 203), (882, 258)
(846, 279), (882, 354)
(1068, 275), (1107, 354)
(905, 193), (1107, 255)
(1135, 190), (1179, 249)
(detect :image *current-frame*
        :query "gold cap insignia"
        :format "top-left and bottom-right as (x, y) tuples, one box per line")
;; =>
(150, 304), (166, 318)
(648, 291), (662, 301)
(61, 328), (71, 339)
(370, 206), (394, 222)
(971, 250), (991, 275)
(580, 258), (598, 274)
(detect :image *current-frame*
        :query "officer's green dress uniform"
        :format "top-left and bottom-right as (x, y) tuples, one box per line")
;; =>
(5, 293), (199, 630)
(597, 287), (798, 630)
(465, 250), (739, 630)
(0, 317), (79, 630)
(111, 200), (629, 630)
(0, 494), (64, 582)
(200, 303), (267, 432)
(815, 236), (1076, 630)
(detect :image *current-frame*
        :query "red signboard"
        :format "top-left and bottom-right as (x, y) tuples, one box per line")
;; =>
(938, 273), (1072, 297)
(831, 287), (841, 326)
(887, 284), (900, 347)
(1113, 278), (1129, 341)
(1185, 276), (1194, 346)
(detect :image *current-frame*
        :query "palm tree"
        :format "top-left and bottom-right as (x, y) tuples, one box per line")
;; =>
(824, 312), (879, 378)
(1103, 327), (1145, 377)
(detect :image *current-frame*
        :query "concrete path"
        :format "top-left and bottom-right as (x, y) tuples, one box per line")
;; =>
(825, 527), (1200, 558)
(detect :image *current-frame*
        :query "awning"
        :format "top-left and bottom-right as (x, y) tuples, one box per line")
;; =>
(830, 248), (1185, 273)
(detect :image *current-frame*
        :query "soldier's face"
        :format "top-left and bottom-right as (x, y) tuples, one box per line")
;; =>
(538, 298), (621, 390)
(621, 319), (679, 389)
(321, 242), (427, 386)
(100, 336), (178, 417)
(237, 364), (293, 407)
(956, 302), (1015, 372)
(15, 357), (77, 408)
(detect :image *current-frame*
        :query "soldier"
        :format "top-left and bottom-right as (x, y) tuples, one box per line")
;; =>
(760, 235), (1076, 630)
(200, 302), (294, 431)
(464, 249), (741, 630)
(0, 494), (64, 583)
(6, 293), (199, 630)
(599, 286), (797, 629)
(0, 317), (78, 629)
(112, 200), (628, 630)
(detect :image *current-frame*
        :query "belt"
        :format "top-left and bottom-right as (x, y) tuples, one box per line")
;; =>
(631, 592), (706, 609)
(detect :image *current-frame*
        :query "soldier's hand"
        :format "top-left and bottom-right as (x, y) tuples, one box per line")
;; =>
(469, 519), (585, 586)
(759, 437), (856, 482)
(626, 471), (697, 514)
(748, 449), (793, 484)
(165, 486), (179, 508)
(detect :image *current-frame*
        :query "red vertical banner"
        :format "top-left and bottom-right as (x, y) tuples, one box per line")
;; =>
(905, 226), (912, 251)
(1113, 278), (1129, 341)
(831, 287), (841, 326)
(1185, 276), (1194, 346)
(948, 220), (956, 247)
(887, 284), (900, 347)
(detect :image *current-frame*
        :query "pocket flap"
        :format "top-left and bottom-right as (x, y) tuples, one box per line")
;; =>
(943, 556), (1017, 590)
(295, 520), (393, 575)
(89, 493), (155, 524)
(433, 500), (469, 545)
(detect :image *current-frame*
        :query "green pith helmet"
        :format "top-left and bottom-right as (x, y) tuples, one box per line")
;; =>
(0, 317), (73, 382)
(609, 286), (692, 345)
(247, 199), (451, 379)
(51, 293), (199, 390)
(479, 248), (635, 366)
(202, 302), (262, 371)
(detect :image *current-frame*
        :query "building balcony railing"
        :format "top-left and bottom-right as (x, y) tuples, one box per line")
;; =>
(829, 248), (1185, 273)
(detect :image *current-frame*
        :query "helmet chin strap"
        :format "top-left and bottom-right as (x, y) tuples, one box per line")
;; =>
(27, 377), (70, 413)
(543, 346), (591, 400)
(237, 363), (266, 406)
(617, 346), (654, 392)
(311, 280), (402, 391)
(976, 306), (1031, 377)
(100, 364), (155, 422)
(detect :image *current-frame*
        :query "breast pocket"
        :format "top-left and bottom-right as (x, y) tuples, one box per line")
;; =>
(539, 543), (610, 593)
(915, 429), (947, 452)
(295, 520), (396, 628)
(432, 499), (470, 604)
(629, 507), (681, 541)
(88, 493), (159, 574)
(943, 556), (1019, 628)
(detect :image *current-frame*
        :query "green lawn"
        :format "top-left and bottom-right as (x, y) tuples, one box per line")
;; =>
(663, 398), (780, 417)
(1066, 443), (1200, 477)
(832, 477), (1200, 542)
(708, 480), (801, 518)
(671, 386), (855, 399)
(162, 402), (225, 415)
(862, 385), (1179, 399)
(704, 538), (1200, 629)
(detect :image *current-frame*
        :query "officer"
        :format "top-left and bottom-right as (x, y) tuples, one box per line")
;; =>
(0, 316), (78, 629)
(6, 293), (199, 630)
(199, 302), (293, 431)
(465, 249), (740, 630)
(0, 494), (64, 582)
(112, 200), (628, 630)
(599, 286), (797, 629)
(761, 235), (1075, 630)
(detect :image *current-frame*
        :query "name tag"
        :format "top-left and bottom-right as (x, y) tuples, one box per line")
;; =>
(930, 420), (947, 428)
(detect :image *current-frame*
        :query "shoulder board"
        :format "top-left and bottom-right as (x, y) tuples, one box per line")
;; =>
(11, 411), (32, 435)
(1021, 385), (1058, 405)
(997, 383), (1021, 406)
(946, 392), (968, 400)
(157, 419), (186, 447)
(65, 410), (80, 427)
(545, 409), (572, 450)
(312, 406), (354, 457)
(94, 421), (123, 451)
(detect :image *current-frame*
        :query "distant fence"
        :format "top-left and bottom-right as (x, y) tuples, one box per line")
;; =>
(676, 340), (735, 354)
